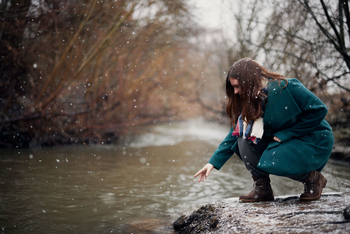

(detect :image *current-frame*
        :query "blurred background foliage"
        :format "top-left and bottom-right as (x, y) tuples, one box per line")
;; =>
(1, 0), (349, 148)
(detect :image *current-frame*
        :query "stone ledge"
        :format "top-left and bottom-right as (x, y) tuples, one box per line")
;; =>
(173, 192), (350, 233)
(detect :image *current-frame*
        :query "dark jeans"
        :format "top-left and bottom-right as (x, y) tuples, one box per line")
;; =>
(237, 136), (310, 181)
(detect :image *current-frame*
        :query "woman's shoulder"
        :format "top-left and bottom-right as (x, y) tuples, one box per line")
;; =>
(267, 78), (310, 99)
(285, 78), (310, 93)
(268, 78), (305, 90)
(286, 78), (303, 85)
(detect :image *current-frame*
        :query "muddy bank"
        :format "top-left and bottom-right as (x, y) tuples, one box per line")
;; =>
(173, 192), (350, 233)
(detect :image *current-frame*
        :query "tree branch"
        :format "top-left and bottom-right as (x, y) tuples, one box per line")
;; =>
(339, 0), (345, 50)
(320, 0), (344, 51)
(35, 0), (99, 105)
(328, 78), (350, 92)
(342, 0), (350, 42)
(247, 39), (318, 68)
(300, 0), (341, 51)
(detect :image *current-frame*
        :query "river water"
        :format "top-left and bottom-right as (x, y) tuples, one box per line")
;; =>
(1, 119), (350, 233)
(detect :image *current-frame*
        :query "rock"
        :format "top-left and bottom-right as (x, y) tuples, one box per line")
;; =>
(173, 192), (350, 233)
(172, 204), (219, 233)
(344, 206), (350, 220)
(209, 216), (218, 229)
(173, 215), (188, 231)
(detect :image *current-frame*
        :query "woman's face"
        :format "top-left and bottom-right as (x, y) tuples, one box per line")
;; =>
(229, 78), (241, 95)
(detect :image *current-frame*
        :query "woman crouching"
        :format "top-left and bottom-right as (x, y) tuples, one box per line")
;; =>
(194, 58), (334, 202)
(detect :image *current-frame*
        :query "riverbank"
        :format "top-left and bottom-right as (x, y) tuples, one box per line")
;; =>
(173, 192), (350, 233)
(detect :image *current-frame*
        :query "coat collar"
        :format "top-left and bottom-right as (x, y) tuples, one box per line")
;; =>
(263, 79), (302, 132)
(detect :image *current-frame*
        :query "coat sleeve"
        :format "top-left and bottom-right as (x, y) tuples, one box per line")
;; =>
(208, 127), (238, 170)
(274, 78), (328, 142)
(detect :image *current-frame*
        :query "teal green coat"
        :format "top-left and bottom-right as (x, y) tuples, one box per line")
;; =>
(208, 78), (334, 176)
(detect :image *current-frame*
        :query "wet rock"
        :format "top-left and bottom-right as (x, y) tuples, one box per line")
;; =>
(344, 206), (350, 220)
(173, 204), (219, 233)
(209, 216), (218, 229)
(174, 192), (350, 233)
(173, 215), (188, 231)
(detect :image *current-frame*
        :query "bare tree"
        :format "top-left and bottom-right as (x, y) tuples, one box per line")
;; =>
(215, 0), (350, 127)
(226, 0), (350, 92)
(298, 0), (350, 92)
(0, 0), (205, 148)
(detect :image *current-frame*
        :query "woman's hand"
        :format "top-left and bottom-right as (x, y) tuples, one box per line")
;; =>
(273, 136), (281, 142)
(193, 163), (214, 183)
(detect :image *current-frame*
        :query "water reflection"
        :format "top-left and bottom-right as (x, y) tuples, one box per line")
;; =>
(0, 120), (350, 233)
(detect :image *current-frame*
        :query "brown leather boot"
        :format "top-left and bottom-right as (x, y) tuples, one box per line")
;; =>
(239, 176), (274, 202)
(300, 171), (327, 201)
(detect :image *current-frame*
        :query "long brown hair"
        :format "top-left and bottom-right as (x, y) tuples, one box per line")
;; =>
(226, 58), (287, 125)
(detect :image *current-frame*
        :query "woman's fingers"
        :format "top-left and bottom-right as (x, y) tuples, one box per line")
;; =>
(194, 170), (206, 183)
(194, 163), (214, 183)
(193, 166), (206, 178)
(198, 174), (203, 183)
(193, 169), (204, 178)
(206, 164), (214, 177)
(200, 173), (206, 183)
(273, 136), (281, 142)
